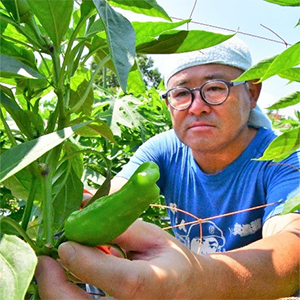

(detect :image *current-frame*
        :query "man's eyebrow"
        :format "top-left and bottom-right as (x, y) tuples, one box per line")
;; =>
(171, 73), (228, 87)
(204, 73), (228, 80)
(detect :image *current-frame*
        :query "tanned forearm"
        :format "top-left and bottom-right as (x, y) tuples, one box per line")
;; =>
(190, 229), (299, 298)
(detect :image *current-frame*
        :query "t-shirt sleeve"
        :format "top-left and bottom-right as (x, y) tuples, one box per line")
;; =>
(116, 130), (176, 187)
(263, 150), (300, 223)
(116, 140), (158, 179)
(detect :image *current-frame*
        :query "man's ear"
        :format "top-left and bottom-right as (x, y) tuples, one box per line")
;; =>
(247, 79), (262, 109)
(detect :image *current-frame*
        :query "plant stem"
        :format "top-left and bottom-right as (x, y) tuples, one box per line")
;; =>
(41, 167), (54, 246)
(57, 10), (96, 89)
(21, 177), (38, 231)
(0, 216), (40, 254)
(50, 47), (61, 87)
(40, 144), (64, 247)
(25, 13), (49, 50)
(0, 109), (17, 146)
(50, 47), (68, 130)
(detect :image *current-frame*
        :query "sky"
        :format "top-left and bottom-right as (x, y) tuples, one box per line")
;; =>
(122, 0), (300, 118)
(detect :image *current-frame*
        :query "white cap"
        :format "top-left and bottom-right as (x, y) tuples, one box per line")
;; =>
(164, 36), (252, 87)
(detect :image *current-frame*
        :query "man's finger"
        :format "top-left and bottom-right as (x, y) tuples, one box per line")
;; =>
(58, 242), (157, 299)
(111, 219), (171, 252)
(35, 255), (92, 299)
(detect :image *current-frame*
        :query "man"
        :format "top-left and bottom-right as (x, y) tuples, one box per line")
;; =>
(36, 37), (300, 299)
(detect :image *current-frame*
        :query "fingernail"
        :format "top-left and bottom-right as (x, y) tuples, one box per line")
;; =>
(58, 242), (76, 265)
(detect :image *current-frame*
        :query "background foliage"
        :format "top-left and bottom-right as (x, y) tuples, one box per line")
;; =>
(0, 0), (299, 299)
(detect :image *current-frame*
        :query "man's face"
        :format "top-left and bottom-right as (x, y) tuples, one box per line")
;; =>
(166, 64), (257, 154)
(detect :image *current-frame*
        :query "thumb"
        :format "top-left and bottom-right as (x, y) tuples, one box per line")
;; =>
(58, 241), (152, 299)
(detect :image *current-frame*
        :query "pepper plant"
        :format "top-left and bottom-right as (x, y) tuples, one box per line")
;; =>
(0, 0), (234, 298)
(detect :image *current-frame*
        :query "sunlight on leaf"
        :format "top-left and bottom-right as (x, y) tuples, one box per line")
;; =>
(0, 54), (44, 79)
(255, 127), (300, 162)
(74, 119), (116, 144)
(0, 234), (37, 300)
(108, 0), (172, 21)
(282, 193), (300, 214)
(0, 122), (91, 183)
(278, 67), (300, 82)
(234, 55), (277, 82)
(264, 0), (300, 6)
(259, 42), (300, 82)
(137, 30), (233, 54)
(133, 19), (190, 46)
(267, 91), (300, 110)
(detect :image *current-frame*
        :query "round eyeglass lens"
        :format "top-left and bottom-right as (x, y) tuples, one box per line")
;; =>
(202, 81), (229, 104)
(168, 87), (191, 109)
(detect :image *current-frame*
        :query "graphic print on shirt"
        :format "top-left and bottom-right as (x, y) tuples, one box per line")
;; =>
(169, 203), (226, 254)
(229, 218), (262, 237)
(178, 220), (226, 254)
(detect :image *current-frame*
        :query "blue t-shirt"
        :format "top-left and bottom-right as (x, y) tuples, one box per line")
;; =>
(117, 128), (300, 254)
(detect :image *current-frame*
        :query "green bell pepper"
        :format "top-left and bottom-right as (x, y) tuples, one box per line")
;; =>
(64, 161), (160, 246)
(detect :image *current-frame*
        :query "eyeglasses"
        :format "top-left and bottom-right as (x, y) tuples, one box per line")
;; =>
(162, 80), (247, 111)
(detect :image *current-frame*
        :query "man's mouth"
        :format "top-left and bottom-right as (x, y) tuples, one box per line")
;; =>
(188, 122), (215, 130)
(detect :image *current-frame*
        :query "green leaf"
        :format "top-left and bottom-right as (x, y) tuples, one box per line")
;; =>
(264, 0), (300, 6)
(0, 122), (91, 183)
(127, 59), (146, 95)
(255, 127), (300, 162)
(108, 0), (171, 21)
(0, 54), (44, 79)
(75, 119), (117, 144)
(3, 142), (84, 204)
(136, 30), (233, 54)
(63, 141), (84, 179)
(259, 42), (300, 82)
(52, 163), (83, 232)
(0, 90), (34, 139)
(85, 172), (111, 206)
(0, 38), (36, 68)
(0, 234), (37, 300)
(278, 67), (300, 82)
(26, 0), (73, 48)
(110, 95), (147, 136)
(0, 0), (18, 20)
(282, 193), (300, 214)
(0, 15), (29, 45)
(0, 209), (25, 236)
(3, 168), (42, 201)
(93, 0), (136, 92)
(70, 79), (94, 115)
(80, 0), (96, 17)
(133, 19), (190, 46)
(85, 18), (105, 37)
(267, 91), (300, 110)
(234, 55), (277, 82)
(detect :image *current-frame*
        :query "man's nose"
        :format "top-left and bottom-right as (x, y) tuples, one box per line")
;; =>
(188, 90), (211, 115)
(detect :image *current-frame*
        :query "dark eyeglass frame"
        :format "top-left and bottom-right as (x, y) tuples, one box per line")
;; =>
(162, 79), (247, 111)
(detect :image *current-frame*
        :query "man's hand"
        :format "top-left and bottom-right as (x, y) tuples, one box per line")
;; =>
(35, 220), (199, 299)
(35, 214), (300, 299)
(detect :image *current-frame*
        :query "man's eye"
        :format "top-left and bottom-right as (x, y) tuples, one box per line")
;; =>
(207, 86), (224, 92)
(173, 90), (189, 98)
